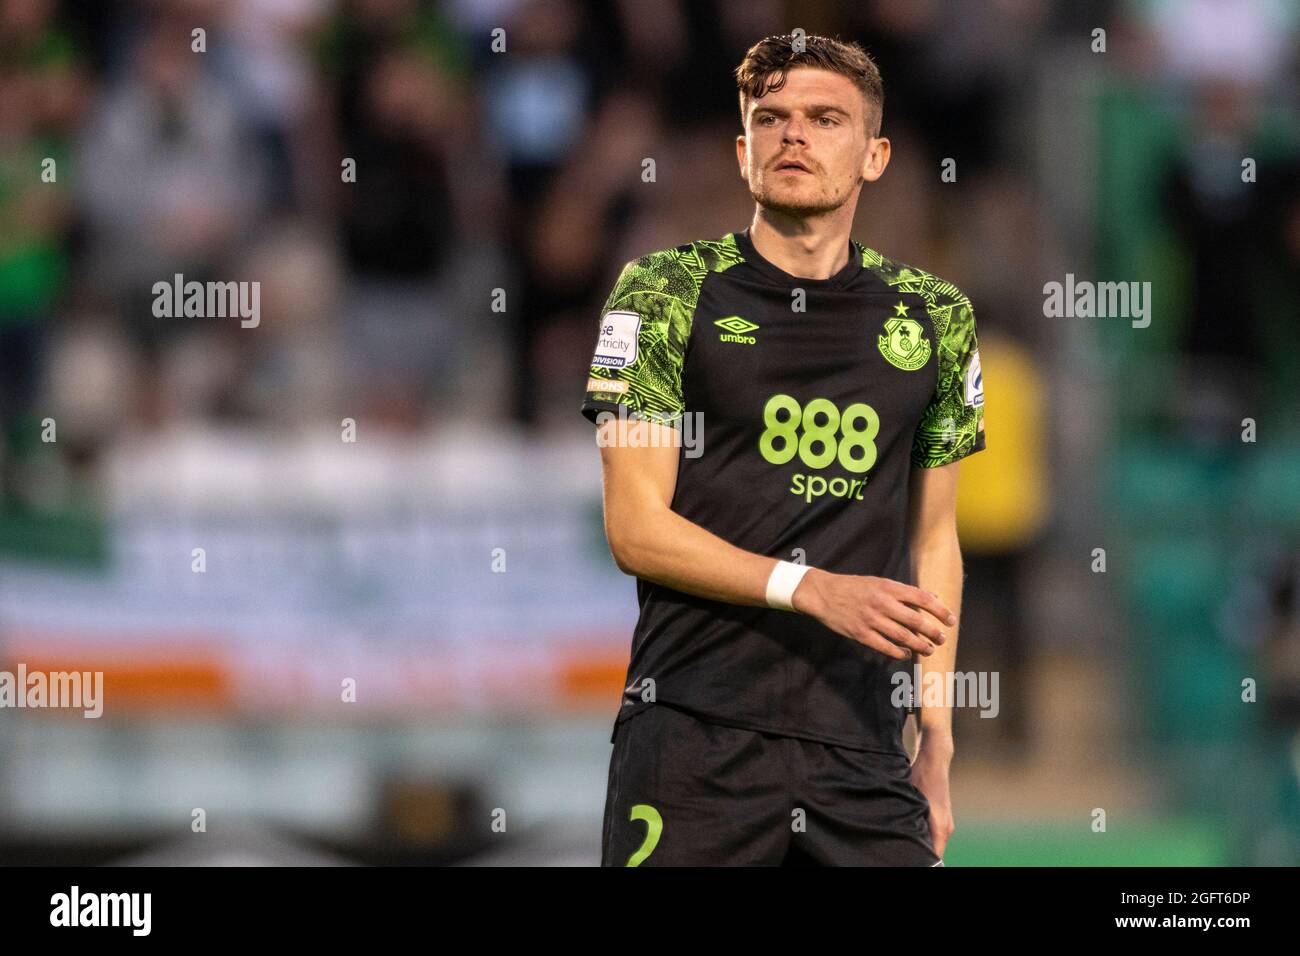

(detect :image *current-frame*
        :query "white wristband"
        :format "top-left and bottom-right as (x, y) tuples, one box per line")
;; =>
(765, 560), (812, 611)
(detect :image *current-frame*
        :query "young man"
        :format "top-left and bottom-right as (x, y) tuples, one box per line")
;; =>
(580, 34), (985, 866)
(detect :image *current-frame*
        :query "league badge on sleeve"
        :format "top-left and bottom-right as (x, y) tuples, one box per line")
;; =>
(964, 349), (984, 407)
(593, 311), (641, 369)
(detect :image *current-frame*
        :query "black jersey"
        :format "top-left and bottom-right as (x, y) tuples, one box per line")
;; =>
(580, 227), (985, 755)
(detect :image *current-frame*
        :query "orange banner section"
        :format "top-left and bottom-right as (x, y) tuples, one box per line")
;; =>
(556, 647), (628, 707)
(1, 634), (632, 714)
(2, 644), (231, 713)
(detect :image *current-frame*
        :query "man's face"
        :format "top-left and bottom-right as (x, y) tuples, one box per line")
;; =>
(736, 67), (887, 218)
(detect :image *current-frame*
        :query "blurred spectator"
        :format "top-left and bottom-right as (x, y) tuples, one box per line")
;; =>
(215, 0), (335, 213)
(320, 0), (489, 427)
(74, 13), (266, 350)
(1146, 0), (1295, 89)
(0, 0), (82, 507)
(479, 0), (596, 423)
(1161, 79), (1300, 440)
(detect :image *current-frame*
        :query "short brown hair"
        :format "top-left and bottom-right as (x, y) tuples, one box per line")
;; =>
(734, 34), (884, 137)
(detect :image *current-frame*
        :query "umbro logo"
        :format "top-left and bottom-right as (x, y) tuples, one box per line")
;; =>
(715, 315), (759, 345)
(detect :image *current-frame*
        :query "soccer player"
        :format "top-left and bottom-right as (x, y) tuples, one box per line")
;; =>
(580, 34), (985, 866)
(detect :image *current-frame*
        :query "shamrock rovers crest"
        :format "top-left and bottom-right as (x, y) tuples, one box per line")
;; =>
(877, 302), (931, 371)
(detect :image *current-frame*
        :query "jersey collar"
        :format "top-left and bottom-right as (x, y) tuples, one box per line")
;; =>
(734, 226), (863, 290)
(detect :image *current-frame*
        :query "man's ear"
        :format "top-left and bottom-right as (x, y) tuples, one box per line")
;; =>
(735, 134), (748, 179)
(861, 136), (891, 184)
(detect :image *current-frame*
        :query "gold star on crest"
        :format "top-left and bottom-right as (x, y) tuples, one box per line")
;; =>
(893, 301), (910, 317)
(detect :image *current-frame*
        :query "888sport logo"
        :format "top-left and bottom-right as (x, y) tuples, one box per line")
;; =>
(758, 394), (880, 504)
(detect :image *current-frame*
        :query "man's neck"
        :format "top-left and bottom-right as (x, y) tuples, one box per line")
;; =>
(748, 210), (854, 280)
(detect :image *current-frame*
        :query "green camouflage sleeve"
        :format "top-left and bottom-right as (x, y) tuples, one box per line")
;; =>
(580, 250), (698, 430)
(912, 292), (985, 468)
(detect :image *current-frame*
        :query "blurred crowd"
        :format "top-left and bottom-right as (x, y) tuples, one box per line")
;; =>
(2, 0), (1297, 501)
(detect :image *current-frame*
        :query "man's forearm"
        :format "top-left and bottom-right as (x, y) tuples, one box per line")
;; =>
(609, 503), (783, 608)
(610, 503), (951, 655)
(912, 532), (964, 754)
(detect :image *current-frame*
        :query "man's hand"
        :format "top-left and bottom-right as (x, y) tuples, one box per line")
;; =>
(911, 739), (955, 860)
(791, 568), (955, 660)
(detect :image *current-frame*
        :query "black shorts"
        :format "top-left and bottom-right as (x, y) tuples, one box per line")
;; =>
(600, 703), (943, 866)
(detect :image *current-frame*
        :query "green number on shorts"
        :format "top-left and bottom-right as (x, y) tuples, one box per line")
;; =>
(759, 395), (879, 474)
(626, 804), (663, 867)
